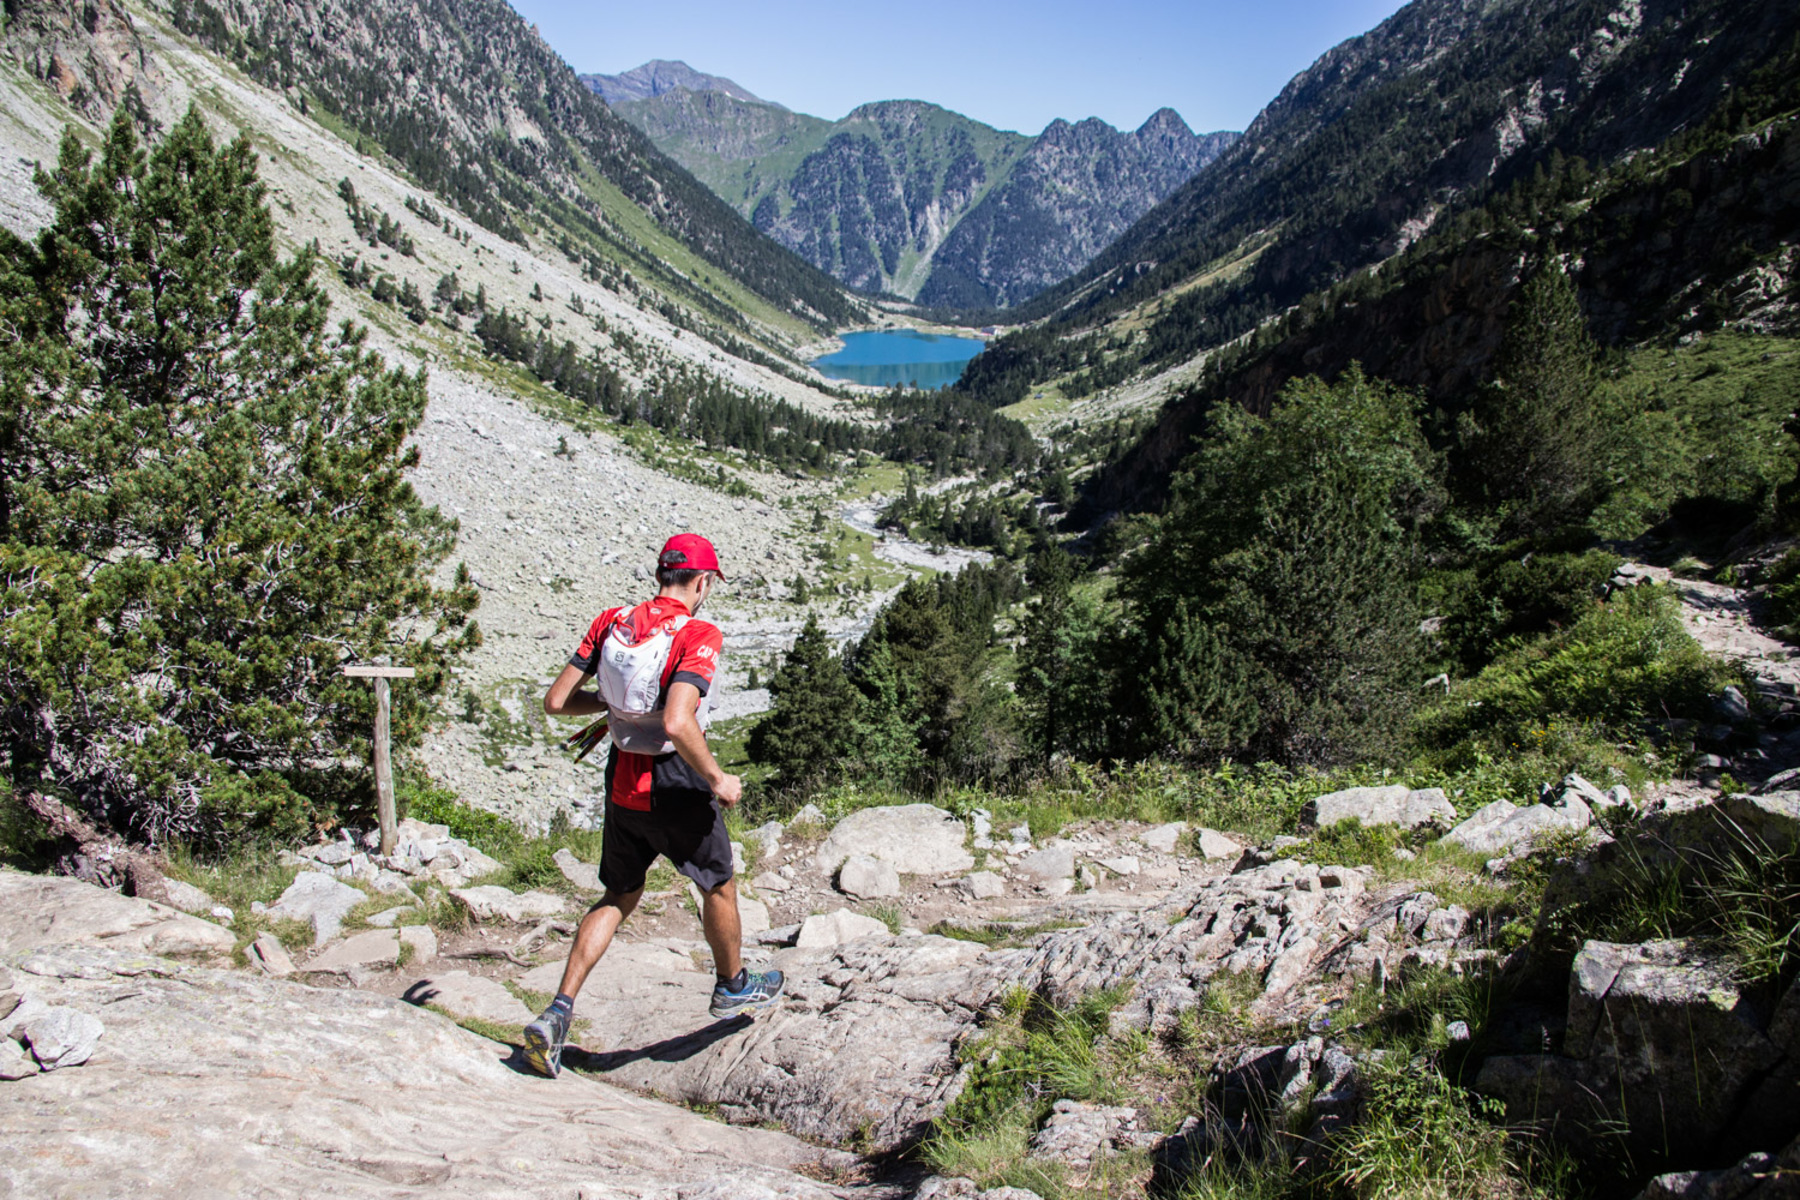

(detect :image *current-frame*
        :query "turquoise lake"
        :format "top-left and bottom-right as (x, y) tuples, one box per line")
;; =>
(810, 329), (987, 390)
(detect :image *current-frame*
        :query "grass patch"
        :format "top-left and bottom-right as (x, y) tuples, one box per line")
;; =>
(1329, 1057), (1571, 1200)
(921, 986), (1130, 1196)
(861, 903), (905, 935)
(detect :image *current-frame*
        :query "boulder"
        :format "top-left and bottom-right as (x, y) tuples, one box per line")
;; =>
(1633, 1135), (1800, 1200)
(813, 804), (974, 876)
(1301, 785), (1456, 830)
(1476, 939), (1796, 1166)
(404, 970), (533, 1027)
(1441, 794), (1592, 857)
(959, 871), (1005, 900)
(1195, 829), (1241, 860)
(795, 909), (890, 949)
(737, 893), (772, 936)
(158, 878), (214, 915)
(745, 821), (784, 861)
(450, 886), (568, 923)
(1098, 855), (1141, 876)
(1027, 1099), (1144, 1167)
(1138, 823), (1188, 854)
(366, 904), (416, 928)
(751, 871), (791, 893)
(20, 1006), (104, 1070)
(0, 1036), (35, 1080)
(552, 847), (601, 892)
(249, 932), (295, 977)
(0, 870), (235, 959)
(399, 925), (438, 964)
(265, 872), (368, 946)
(0, 945), (869, 1197)
(837, 854), (901, 899)
(304, 929), (400, 976)
(1015, 845), (1076, 881)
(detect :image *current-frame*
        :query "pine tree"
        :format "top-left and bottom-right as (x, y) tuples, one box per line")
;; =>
(1460, 256), (1603, 535)
(746, 615), (859, 789)
(0, 109), (479, 844)
(1124, 367), (1437, 766)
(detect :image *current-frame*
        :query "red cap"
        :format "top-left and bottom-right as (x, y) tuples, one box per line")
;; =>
(659, 533), (725, 578)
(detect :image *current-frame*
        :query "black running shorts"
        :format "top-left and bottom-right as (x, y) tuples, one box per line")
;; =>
(598, 793), (734, 894)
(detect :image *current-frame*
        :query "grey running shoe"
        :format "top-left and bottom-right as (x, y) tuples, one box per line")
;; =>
(709, 968), (785, 1019)
(522, 1002), (572, 1078)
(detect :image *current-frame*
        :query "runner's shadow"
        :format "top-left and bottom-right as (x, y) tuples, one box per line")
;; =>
(565, 1016), (753, 1072)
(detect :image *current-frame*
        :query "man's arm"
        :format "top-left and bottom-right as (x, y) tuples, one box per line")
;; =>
(544, 664), (605, 716)
(663, 680), (742, 806)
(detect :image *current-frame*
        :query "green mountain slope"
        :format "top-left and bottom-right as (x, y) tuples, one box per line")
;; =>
(1002, 0), (1800, 350)
(162, 0), (858, 331)
(616, 90), (1234, 304)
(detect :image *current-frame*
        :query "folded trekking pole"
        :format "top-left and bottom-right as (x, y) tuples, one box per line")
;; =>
(562, 716), (609, 764)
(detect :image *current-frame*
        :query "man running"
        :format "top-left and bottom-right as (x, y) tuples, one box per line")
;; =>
(522, 533), (783, 1079)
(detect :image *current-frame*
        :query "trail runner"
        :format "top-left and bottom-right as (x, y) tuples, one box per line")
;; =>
(521, 533), (783, 1078)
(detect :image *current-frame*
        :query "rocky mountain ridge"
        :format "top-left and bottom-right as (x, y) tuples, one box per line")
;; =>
(580, 57), (768, 107)
(616, 88), (1235, 304)
(993, 0), (1800, 418)
(150, 0), (857, 329)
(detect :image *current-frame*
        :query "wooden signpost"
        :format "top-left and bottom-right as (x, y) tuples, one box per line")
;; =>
(342, 665), (416, 855)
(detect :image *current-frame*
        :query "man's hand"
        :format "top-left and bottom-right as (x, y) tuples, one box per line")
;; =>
(712, 774), (744, 807)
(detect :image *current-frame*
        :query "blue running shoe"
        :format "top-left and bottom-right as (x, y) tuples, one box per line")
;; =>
(522, 1002), (572, 1078)
(709, 968), (785, 1019)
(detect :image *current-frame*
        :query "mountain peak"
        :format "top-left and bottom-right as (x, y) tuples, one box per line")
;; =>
(579, 60), (770, 108)
(1135, 107), (1193, 137)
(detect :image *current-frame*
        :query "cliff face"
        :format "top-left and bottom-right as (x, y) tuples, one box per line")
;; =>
(0, 0), (165, 120)
(615, 90), (1233, 303)
(916, 112), (1238, 308)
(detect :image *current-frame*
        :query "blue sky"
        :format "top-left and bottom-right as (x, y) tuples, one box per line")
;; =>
(507, 0), (1410, 135)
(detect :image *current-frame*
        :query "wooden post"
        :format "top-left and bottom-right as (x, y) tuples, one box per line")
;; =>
(343, 665), (416, 856)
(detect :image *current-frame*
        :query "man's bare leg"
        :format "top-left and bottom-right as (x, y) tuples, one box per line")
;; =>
(700, 877), (742, 982)
(556, 887), (643, 999)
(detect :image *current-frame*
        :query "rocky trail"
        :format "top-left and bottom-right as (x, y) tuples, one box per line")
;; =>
(8, 761), (1798, 1197)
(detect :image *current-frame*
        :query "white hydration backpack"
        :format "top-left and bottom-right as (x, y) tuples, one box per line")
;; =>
(596, 612), (709, 753)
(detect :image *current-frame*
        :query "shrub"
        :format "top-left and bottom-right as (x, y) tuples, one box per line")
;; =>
(0, 109), (477, 845)
(399, 777), (521, 857)
(1414, 586), (1733, 754)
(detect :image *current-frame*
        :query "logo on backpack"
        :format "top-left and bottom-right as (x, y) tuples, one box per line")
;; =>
(596, 614), (689, 718)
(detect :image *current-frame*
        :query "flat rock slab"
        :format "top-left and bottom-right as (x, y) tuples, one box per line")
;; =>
(1302, 785), (1456, 830)
(552, 848), (601, 892)
(1138, 823), (1187, 854)
(796, 909), (889, 949)
(265, 872), (368, 946)
(814, 804), (974, 876)
(837, 854), (901, 899)
(304, 929), (399, 975)
(0, 946), (872, 1198)
(404, 970), (533, 1027)
(450, 886), (568, 923)
(1442, 796), (1592, 856)
(516, 940), (699, 995)
(0, 870), (235, 960)
(1016, 845), (1075, 880)
(565, 933), (1004, 1151)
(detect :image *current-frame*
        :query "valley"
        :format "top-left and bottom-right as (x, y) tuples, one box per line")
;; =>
(4, 0), (1800, 1197)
